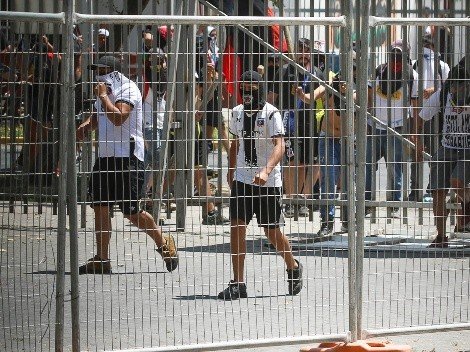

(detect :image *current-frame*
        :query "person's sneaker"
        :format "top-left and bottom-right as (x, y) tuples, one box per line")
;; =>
(365, 206), (373, 217)
(316, 221), (333, 238)
(156, 235), (179, 272)
(284, 204), (295, 218)
(202, 211), (230, 225)
(423, 193), (433, 203)
(340, 222), (348, 233)
(428, 235), (449, 248)
(79, 255), (111, 275)
(218, 280), (248, 300)
(298, 205), (309, 217)
(287, 259), (303, 295)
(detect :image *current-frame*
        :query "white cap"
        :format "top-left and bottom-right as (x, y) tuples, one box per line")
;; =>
(98, 28), (109, 37)
(207, 26), (216, 36)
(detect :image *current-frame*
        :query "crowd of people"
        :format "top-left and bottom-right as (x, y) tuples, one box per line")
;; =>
(1, 18), (469, 298)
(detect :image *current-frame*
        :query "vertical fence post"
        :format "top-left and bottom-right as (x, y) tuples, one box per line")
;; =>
(63, 0), (80, 351)
(55, 10), (67, 351)
(341, 0), (358, 342)
(356, 0), (371, 342)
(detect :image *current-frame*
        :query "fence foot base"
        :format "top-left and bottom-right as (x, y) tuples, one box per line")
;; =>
(300, 341), (411, 352)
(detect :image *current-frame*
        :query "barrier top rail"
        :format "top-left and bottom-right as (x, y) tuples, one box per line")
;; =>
(75, 13), (346, 26)
(0, 10), (65, 23)
(370, 16), (470, 27)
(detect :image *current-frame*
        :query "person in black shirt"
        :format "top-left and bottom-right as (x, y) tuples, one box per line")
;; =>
(267, 38), (325, 217)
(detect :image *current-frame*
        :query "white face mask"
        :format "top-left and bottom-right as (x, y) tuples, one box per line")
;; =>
(423, 47), (434, 59)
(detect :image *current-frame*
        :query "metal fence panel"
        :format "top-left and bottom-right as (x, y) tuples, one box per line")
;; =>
(361, 16), (470, 338)
(0, 14), (66, 351)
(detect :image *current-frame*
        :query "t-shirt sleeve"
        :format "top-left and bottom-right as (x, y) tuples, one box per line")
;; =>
(441, 62), (450, 82)
(268, 110), (285, 138)
(411, 70), (419, 98)
(229, 108), (238, 136)
(115, 83), (139, 107)
(419, 89), (441, 121)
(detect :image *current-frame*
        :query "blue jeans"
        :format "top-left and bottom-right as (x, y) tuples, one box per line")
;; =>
(365, 128), (403, 202)
(143, 127), (163, 194)
(319, 133), (343, 222)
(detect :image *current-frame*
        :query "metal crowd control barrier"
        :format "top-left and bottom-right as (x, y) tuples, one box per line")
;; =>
(356, 11), (470, 342)
(1, 2), (470, 352)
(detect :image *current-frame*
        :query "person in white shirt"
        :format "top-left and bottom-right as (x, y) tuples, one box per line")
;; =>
(409, 33), (450, 202)
(218, 70), (303, 300)
(366, 40), (419, 216)
(75, 56), (178, 274)
(416, 63), (470, 247)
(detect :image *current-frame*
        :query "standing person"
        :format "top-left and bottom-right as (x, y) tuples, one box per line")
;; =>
(366, 40), (419, 217)
(267, 38), (325, 217)
(314, 62), (357, 237)
(20, 35), (61, 177)
(96, 28), (110, 58)
(409, 33), (450, 202)
(218, 70), (303, 300)
(416, 63), (470, 247)
(76, 56), (178, 274)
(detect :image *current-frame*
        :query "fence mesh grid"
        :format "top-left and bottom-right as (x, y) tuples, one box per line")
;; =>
(0, 2), (470, 351)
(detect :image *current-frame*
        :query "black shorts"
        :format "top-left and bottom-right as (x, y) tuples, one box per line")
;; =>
(88, 156), (144, 215)
(229, 181), (284, 229)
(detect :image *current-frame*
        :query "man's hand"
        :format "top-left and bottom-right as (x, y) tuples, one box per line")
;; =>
(94, 82), (107, 97)
(76, 125), (88, 142)
(423, 87), (435, 100)
(294, 86), (304, 98)
(252, 168), (269, 186)
(195, 110), (203, 122)
(227, 169), (234, 189)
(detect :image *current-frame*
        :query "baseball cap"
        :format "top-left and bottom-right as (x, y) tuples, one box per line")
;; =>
(298, 38), (311, 50)
(88, 55), (121, 72)
(98, 28), (109, 37)
(390, 39), (410, 53)
(207, 25), (216, 37)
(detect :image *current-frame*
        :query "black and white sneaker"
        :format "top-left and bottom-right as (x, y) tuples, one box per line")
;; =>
(218, 280), (247, 300)
(287, 259), (303, 295)
(316, 221), (333, 238)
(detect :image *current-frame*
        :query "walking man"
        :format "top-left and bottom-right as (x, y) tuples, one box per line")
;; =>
(218, 70), (303, 300)
(76, 56), (178, 274)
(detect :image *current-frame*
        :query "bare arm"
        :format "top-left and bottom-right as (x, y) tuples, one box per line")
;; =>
(294, 85), (326, 105)
(76, 113), (98, 142)
(227, 137), (239, 188)
(253, 135), (285, 186)
(95, 82), (132, 126)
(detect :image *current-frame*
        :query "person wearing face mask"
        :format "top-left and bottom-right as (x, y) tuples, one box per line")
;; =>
(416, 63), (470, 247)
(408, 34), (450, 203)
(267, 38), (325, 218)
(219, 70), (303, 300)
(75, 55), (178, 274)
(365, 40), (419, 218)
